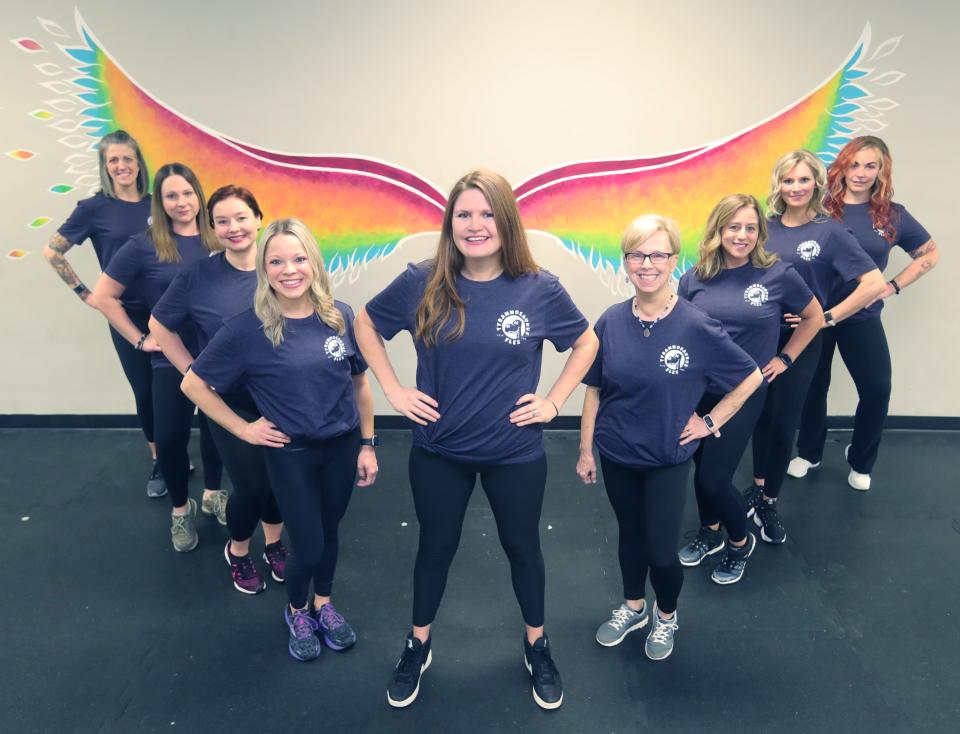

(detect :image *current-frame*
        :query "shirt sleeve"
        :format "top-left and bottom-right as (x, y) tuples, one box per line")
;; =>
(779, 264), (816, 315)
(828, 224), (877, 283)
(365, 262), (425, 340)
(338, 302), (368, 375)
(56, 197), (95, 246)
(702, 316), (757, 393)
(191, 321), (246, 395)
(542, 273), (589, 351)
(677, 271), (692, 300)
(151, 265), (194, 331)
(894, 204), (932, 254)
(582, 318), (605, 387)
(104, 236), (143, 287)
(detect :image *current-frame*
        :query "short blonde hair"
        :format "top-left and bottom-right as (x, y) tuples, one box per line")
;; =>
(766, 149), (829, 218)
(621, 214), (681, 256)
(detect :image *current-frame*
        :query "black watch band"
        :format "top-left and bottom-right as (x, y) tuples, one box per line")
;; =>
(702, 414), (716, 431)
(360, 435), (378, 447)
(777, 352), (793, 368)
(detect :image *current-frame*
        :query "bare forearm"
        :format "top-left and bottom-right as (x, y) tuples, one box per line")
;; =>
(891, 240), (939, 290)
(355, 309), (403, 396)
(708, 369), (763, 428)
(149, 316), (194, 374)
(92, 295), (142, 345)
(353, 373), (376, 437)
(43, 234), (90, 299)
(781, 303), (823, 361)
(829, 269), (884, 323)
(579, 387), (600, 454)
(181, 371), (248, 438)
(545, 330), (599, 412)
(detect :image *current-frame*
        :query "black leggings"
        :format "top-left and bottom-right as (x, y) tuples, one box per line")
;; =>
(599, 456), (691, 615)
(797, 318), (891, 474)
(109, 308), (154, 443)
(692, 384), (767, 541)
(152, 367), (222, 507)
(751, 332), (822, 499)
(408, 447), (548, 628)
(263, 429), (359, 609)
(205, 404), (283, 543)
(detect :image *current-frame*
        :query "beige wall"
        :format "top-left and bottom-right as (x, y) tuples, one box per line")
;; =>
(1, 0), (956, 416)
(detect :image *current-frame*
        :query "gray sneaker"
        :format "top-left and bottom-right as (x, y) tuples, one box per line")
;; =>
(170, 498), (199, 552)
(596, 602), (649, 647)
(678, 526), (724, 567)
(645, 603), (678, 661)
(146, 460), (167, 498)
(710, 533), (756, 585)
(201, 489), (228, 526)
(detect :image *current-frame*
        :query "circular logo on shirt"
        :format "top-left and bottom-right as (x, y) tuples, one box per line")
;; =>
(146, 215), (153, 227)
(796, 240), (821, 261)
(323, 335), (347, 361)
(744, 283), (769, 307)
(660, 345), (690, 375)
(496, 310), (531, 345)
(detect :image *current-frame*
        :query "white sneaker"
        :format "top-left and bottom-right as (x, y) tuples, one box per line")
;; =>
(845, 444), (871, 491)
(786, 456), (820, 478)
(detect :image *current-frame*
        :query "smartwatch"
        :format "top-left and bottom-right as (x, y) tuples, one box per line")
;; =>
(702, 414), (717, 432)
(823, 309), (836, 327)
(360, 435), (379, 447)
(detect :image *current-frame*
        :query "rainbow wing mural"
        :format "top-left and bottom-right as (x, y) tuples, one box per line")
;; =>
(515, 24), (904, 281)
(14, 14), (904, 286)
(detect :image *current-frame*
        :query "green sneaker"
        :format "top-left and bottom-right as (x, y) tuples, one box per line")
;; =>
(201, 489), (228, 526)
(645, 603), (678, 661)
(171, 498), (199, 552)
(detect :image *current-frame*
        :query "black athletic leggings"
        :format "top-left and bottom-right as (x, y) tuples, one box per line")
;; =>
(408, 447), (548, 628)
(599, 456), (691, 615)
(205, 401), (283, 543)
(109, 308), (154, 443)
(152, 366), (222, 507)
(751, 331), (822, 499)
(796, 318), (891, 474)
(692, 384), (767, 541)
(263, 429), (359, 609)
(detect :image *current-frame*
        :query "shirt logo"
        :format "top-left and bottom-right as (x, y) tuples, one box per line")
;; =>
(496, 310), (530, 345)
(660, 345), (689, 375)
(146, 215), (153, 227)
(796, 240), (821, 261)
(323, 335), (347, 361)
(744, 283), (769, 307)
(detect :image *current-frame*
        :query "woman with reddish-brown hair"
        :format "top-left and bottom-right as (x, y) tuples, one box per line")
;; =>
(787, 136), (940, 491)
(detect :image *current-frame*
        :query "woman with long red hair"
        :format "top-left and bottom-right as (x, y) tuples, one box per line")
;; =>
(787, 136), (939, 490)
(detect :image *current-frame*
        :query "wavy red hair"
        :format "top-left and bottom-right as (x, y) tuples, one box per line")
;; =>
(826, 136), (898, 243)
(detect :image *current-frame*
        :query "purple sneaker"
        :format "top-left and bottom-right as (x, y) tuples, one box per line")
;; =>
(263, 541), (288, 583)
(224, 541), (266, 595)
(316, 603), (357, 651)
(284, 606), (322, 662)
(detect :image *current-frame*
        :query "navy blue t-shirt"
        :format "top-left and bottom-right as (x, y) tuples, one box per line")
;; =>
(765, 217), (875, 314)
(105, 232), (211, 369)
(830, 202), (931, 322)
(678, 260), (813, 365)
(584, 298), (757, 469)
(57, 192), (152, 309)
(366, 262), (588, 464)
(191, 303), (366, 442)
(152, 252), (258, 408)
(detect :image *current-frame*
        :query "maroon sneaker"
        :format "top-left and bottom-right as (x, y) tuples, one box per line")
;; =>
(263, 541), (288, 583)
(224, 541), (266, 594)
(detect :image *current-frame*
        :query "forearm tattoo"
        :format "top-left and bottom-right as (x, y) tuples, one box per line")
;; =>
(47, 233), (88, 296)
(909, 240), (937, 262)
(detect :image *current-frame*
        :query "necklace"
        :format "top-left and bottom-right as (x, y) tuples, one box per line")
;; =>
(633, 293), (674, 337)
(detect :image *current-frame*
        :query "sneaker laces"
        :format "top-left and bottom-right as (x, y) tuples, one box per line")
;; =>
(264, 543), (288, 564)
(289, 610), (317, 640)
(649, 616), (678, 644)
(608, 606), (637, 630)
(529, 645), (559, 683)
(394, 640), (424, 682)
(319, 604), (345, 630)
(231, 555), (258, 580)
(171, 514), (190, 535)
(759, 502), (783, 530)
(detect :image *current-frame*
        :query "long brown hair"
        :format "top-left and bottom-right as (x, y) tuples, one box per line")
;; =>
(826, 136), (897, 243)
(148, 163), (219, 263)
(415, 169), (538, 346)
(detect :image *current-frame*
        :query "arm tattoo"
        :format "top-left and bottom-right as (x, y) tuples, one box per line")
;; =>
(909, 240), (937, 259)
(46, 233), (88, 295)
(48, 232), (75, 254)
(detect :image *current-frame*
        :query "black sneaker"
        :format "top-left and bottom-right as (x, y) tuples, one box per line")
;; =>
(146, 460), (167, 498)
(754, 499), (786, 544)
(710, 533), (756, 585)
(523, 635), (563, 710)
(678, 526), (724, 567)
(387, 634), (432, 708)
(742, 483), (762, 518)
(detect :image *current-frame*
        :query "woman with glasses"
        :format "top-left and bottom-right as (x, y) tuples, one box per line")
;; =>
(578, 214), (761, 658)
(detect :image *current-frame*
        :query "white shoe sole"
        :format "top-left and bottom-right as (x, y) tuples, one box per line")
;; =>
(786, 457), (820, 478)
(387, 649), (432, 708)
(678, 541), (724, 567)
(595, 615), (649, 647)
(710, 535), (757, 585)
(524, 657), (563, 709)
(844, 445), (871, 490)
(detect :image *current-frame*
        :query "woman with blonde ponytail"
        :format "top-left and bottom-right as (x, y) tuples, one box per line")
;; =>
(183, 218), (378, 662)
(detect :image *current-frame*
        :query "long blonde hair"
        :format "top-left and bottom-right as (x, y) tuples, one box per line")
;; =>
(149, 163), (219, 263)
(415, 169), (538, 346)
(255, 219), (344, 347)
(766, 149), (829, 219)
(694, 194), (777, 280)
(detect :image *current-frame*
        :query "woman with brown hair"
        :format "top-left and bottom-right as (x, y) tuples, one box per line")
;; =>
(355, 169), (597, 710)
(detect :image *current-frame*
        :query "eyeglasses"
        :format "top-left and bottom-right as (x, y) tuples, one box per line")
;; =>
(624, 251), (673, 265)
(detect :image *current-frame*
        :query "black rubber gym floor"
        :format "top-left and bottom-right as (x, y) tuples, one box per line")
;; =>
(2, 428), (957, 733)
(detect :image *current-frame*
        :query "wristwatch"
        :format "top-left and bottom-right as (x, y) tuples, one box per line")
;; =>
(702, 414), (717, 431)
(360, 435), (379, 447)
(823, 309), (836, 327)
